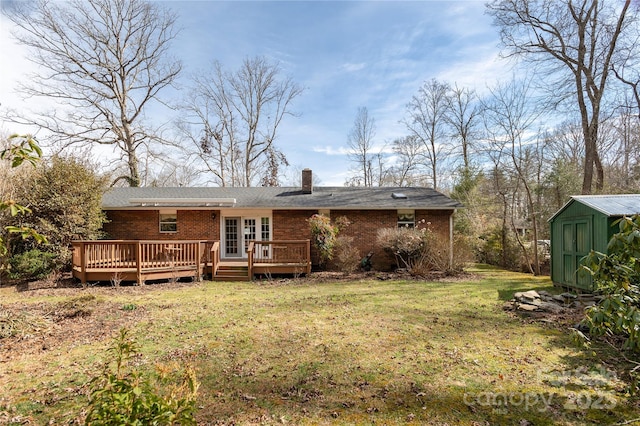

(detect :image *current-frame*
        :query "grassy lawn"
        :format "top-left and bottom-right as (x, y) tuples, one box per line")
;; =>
(1, 265), (638, 425)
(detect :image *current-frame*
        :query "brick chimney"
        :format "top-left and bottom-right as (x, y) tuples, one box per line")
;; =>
(302, 168), (312, 194)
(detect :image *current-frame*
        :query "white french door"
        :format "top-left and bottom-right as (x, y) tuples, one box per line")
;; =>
(222, 215), (271, 259)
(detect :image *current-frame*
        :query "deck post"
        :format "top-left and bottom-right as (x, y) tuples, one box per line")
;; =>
(247, 241), (254, 281)
(136, 241), (143, 285)
(195, 241), (202, 281)
(306, 239), (311, 274)
(80, 242), (87, 285)
(211, 241), (220, 278)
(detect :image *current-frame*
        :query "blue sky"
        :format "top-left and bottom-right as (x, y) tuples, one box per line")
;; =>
(1, 1), (509, 186)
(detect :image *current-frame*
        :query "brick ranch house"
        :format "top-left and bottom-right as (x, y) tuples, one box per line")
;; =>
(73, 170), (462, 283)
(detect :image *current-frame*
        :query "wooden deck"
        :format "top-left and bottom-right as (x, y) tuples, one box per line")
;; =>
(71, 240), (311, 284)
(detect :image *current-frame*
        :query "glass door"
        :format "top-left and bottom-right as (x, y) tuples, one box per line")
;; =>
(243, 219), (256, 254)
(222, 216), (271, 259)
(224, 217), (241, 257)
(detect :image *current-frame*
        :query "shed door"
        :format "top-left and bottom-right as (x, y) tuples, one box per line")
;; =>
(561, 219), (592, 289)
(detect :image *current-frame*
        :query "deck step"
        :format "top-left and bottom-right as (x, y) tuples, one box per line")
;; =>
(213, 265), (250, 281)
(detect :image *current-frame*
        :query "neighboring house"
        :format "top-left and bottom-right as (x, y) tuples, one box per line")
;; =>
(549, 194), (640, 291)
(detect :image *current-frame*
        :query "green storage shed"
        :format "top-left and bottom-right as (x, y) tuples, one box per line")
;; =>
(549, 194), (640, 291)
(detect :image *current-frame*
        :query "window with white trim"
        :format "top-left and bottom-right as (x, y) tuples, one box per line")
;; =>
(397, 210), (415, 228)
(159, 211), (177, 233)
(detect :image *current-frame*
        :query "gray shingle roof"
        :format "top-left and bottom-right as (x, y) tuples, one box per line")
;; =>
(571, 194), (640, 217)
(102, 186), (463, 210)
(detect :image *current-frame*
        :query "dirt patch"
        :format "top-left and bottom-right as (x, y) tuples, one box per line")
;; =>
(0, 294), (150, 360)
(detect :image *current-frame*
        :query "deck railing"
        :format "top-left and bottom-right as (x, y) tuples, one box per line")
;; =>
(210, 241), (220, 277)
(72, 240), (211, 284)
(246, 240), (311, 277)
(250, 240), (310, 265)
(71, 239), (310, 283)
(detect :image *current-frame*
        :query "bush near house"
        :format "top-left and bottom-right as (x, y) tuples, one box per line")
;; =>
(307, 214), (350, 268)
(333, 236), (361, 274)
(376, 226), (425, 271)
(376, 222), (462, 275)
(8, 155), (108, 279)
(0, 134), (47, 276)
(8, 249), (60, 280)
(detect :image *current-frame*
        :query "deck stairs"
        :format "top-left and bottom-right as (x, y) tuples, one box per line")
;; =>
(213, 263), (251, 281)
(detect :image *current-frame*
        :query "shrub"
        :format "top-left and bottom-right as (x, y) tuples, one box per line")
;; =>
(581, 215), (640, 353)
(333, 236), (361, 274)
(412, 230), (457, 275)
(307, 214), (350, 267)
(377, 224), (468, 275)
(12, 155), (108, 270)
(8, 248), (59, 280)
(0, 134), (47, 273)
(475, 225), (520, 270)
(85, 328), (199, 425)
(376, 226), (425, 271)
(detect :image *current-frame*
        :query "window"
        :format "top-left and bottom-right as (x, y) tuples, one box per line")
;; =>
(159, 212), (177, 233)
(397, 210), (415, 228)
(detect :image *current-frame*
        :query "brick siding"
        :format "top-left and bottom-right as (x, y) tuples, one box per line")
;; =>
(104, 210), (220, 241)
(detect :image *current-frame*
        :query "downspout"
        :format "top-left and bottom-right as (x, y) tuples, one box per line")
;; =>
(449, 210), (455, 270)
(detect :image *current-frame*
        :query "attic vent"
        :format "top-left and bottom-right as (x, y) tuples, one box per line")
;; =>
(392, 192), (407, 199)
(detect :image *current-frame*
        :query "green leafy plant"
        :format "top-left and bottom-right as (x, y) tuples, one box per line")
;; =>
(475, 225), (520, 271)
(0, 135), (47, 263)
(85, 328), (199, 425)
(11, 154), (107, 269)
(8, 249), (59, 280)
(307, 214), (349, 267)
(581, 215), (640, 353)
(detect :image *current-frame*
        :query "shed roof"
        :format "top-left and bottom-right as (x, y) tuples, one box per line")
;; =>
(549, 194), (640, 221)
(102, 186), (463, 210)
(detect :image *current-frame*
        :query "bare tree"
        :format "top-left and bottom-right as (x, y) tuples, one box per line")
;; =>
(613, 67), (640, 122)
(445, 84), (480, 170)
(405, 78), (452, 191)
(181, 57), (303, 187)
(482, 78), (544, 275)
(5, 0), (182, 187)
(178, 65), (242, 186)
(600, 109), (640, 192)
(389, 135), (423, 187)
(347, 107), (377, 187)
(260, 147), (289, 187)
(487, 0), (636, 194)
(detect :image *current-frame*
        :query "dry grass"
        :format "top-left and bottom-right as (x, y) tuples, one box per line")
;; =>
(0, 265), (638, 425)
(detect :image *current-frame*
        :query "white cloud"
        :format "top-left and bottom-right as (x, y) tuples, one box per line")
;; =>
(312, 145), (350, 156)
(341, 62), (366, 73)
